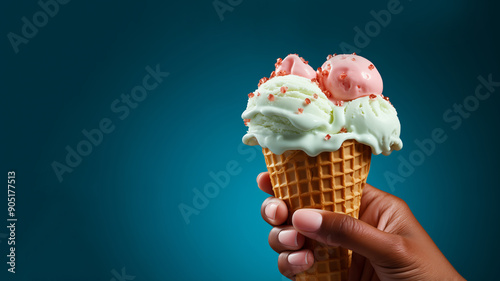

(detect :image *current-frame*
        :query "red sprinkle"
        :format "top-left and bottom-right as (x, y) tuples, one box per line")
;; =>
(383, 96), (390, 101)
(244, 119), (251, 126)
(352, 52), (357, 55)
(317, 67), (323, 73)
(280, 86), (288, 93)
(257, 92), (261, 96)
(357, 85), (361, 89)
(334, 100), (344, 106)
(304, 98), (311, 105)
(325, 64), (332, 71)
(311, 77), (317, 83)
(258, 77), (269, 87)
(277, 70), (287, 76)
(351, 58), (356, 61)
(340, 127), (347, 133)
(268, 94), (275, 101)
(300, 57), (308, 64)
(339, 73), (347, 80)
(368, 64), (375, 70)
(313, 93), (319, 99)
(322, 70), (329, 76)
(275, 58), (283, 68)
(270, 71), (276, 78)
(369, 94), (377, 99)
(325, 91), (333, 99)
(324, 134), (331, 140)
(248, 93), (255, 98)
(297, 108), (304, 114)
(327, 54), (333, 60)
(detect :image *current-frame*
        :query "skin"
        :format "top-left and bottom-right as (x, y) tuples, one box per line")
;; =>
(257, 172), (466, 281)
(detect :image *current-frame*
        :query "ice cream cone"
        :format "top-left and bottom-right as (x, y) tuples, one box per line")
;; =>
(262, 139), (372, 281)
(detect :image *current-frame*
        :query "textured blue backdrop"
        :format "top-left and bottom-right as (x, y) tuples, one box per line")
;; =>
(1, 0), (499, 280)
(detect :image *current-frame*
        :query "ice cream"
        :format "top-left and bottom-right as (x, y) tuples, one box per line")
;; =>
(319, 54), (383, 102)
(275, 54), (317, 80)
(242, 54), (402, 156)
(242, 53), (402, 281)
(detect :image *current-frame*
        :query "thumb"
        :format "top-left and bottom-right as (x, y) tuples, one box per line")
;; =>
(291, 209), (401, 261)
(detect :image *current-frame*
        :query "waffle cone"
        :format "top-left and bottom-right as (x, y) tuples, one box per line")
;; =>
(262, 140), (371, 281)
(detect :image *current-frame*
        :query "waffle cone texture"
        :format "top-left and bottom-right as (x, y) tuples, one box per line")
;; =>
(262, 140), (372, 281)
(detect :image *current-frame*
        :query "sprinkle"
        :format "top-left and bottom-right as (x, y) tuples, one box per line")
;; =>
(334, 100), (344, 106)
(339, 73), (347, 80)
(327, 54), (333, 60)
(258, 77), (269, 87)
(368, 64), (375, 70)
(325, 64), (332, 71)
(313, 93), (319, 99)
(333, 53), (337, 56)
(297, 108), (304, 114)
(322, 70), (329, 76)
(275, 58), (283, 68)
(268, 94), (275, 101)
(352, 58), (356, 61)
(369, 94), (377, 99)
(311, 77), (317, 83)
(270, 71), (276, 78)
(257, 92), (261, 96)
(277, 70), (287, 76)
(352, 52), (357, 55)
(357, 85), (361, 89)
(280, 86), (288, 93)
(317, 67), (322, 73)
(382, 95), (392, 105)
(324, 134), (331, 140)
(300, 57), (308, 64)
(325, 91), (333, 99)
(304, 98), (311, 105)
(340, 127), (347, 133)
(244, 119), (251, 126)
(248, 93), (255, 98)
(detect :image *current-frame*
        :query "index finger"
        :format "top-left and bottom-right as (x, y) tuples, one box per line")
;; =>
(257, 172), (274, 196)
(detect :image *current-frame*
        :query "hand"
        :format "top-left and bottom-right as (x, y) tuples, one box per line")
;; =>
(257, 172), (465, 281)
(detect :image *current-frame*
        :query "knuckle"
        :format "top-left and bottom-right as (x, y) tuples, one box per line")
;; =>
(391, 195), (409, 210)
(387, 235), (410, 259)
(330, 215), (358, 241)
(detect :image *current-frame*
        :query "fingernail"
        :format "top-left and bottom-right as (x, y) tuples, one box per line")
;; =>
(265, 203), (278, 220)
(293, 210), (322, 232)
(288, 250), (309, 266)
(256, 173), (263, 183)
(278, 230), (298, 247)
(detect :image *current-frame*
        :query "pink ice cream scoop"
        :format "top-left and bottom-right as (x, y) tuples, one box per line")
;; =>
(319, 54), (383, 102)
(275, 54), (316, 80)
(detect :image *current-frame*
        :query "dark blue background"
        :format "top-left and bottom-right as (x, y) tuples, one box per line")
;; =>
(1, 0), (499, 280)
